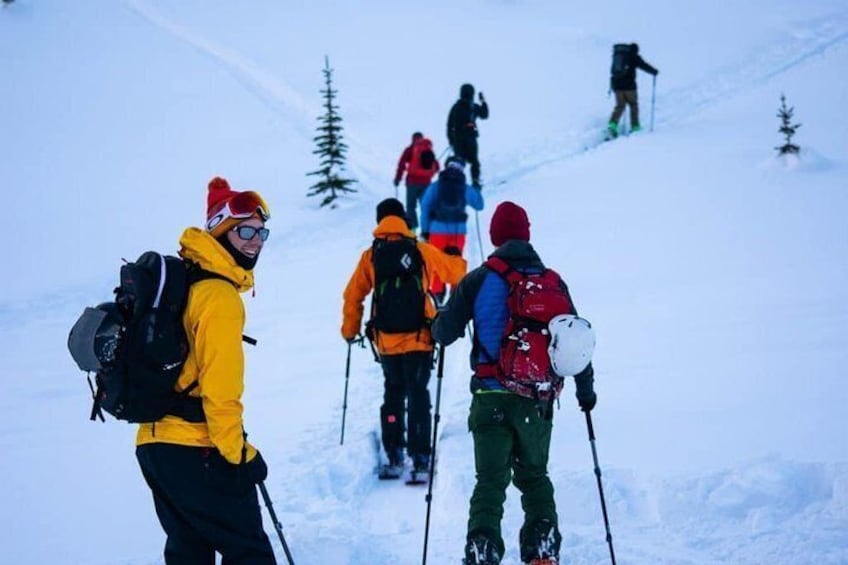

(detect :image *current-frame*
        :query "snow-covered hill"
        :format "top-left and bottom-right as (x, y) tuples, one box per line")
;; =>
(1, 1), (846, 563)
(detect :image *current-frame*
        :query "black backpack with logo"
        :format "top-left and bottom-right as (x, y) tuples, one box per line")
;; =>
(431, 167), (468, 223)
(68, 252), (216, 423)
(369, 237), (427, 334)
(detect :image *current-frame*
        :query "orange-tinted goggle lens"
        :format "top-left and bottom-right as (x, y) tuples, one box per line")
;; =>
(228, 191), (270, 221)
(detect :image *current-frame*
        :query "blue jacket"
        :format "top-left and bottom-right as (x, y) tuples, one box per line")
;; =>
(432, 240), (595, 397)
(419, 180), (484, 235)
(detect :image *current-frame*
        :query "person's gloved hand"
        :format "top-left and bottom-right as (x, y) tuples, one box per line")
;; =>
(420, 232), (430, 241)
(574, 365), (597, 412)
(653, 69), (659, 76)
(444, 246), (462, 257)
(478, 92), (485, 102)
(393, 178), (400, 187)
(577, 391), (597, 412)
(245, 450), (268, 484)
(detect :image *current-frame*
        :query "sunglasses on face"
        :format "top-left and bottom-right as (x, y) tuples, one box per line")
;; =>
(233, 225), (270, 241)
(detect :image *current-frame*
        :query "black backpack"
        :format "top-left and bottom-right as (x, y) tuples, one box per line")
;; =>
(610, 43), (632, 79)
(68, 252), (219, 423)
(419, 148), (436, 170)
(369, 238), (427, 334)
(431, 167), (468, 223)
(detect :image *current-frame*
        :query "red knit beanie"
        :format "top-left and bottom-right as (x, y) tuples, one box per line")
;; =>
(489, 201), (530, 246)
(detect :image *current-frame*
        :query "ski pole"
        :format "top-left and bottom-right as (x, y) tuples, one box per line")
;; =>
(474, 210), (485, 265)
(259, 482), (296, 565)
(438, 146), (450, 160)
(585, 411), (617, 564)
(340, 336), (364, 445)
(650, 75), (656, 132)
(422, 344), (446, 565)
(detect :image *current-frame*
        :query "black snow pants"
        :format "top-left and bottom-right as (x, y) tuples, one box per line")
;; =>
(453, 135), (482, 186)
(136, 443), (276, 565)
(379, 351), (434, 461)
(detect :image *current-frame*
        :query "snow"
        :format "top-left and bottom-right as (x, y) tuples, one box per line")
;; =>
(1, 0), (847, 563)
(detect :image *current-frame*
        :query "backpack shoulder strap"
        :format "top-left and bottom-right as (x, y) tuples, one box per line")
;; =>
(484, 257), (523, 284)
(185, 262), (233, 287)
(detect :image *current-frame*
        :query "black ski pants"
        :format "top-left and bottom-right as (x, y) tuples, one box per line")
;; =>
(136, 443), (276, 565)
(453, 135), (482, 185)
(380, 351), (434, 460)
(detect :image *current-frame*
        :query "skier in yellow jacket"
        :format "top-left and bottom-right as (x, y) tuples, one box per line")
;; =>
(136, 177), (276, 564)
(342, 198), (466, 480)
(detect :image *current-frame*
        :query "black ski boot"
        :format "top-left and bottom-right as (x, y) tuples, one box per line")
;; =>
(463, 532), (501, 564)
(519, 518), (561, 564)
(378, 447), (404, 480)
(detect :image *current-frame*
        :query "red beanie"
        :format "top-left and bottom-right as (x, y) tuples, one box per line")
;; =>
(490, 201), (530, 246)
(207, 177), (239, 218)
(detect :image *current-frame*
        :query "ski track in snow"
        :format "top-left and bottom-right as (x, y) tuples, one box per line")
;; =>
(125, 0), (315, 140)
(483, 11), (848, 191)
(125, 0), (389, 183)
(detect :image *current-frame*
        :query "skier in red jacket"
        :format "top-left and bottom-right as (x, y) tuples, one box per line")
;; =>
(393, 132), (441, 232)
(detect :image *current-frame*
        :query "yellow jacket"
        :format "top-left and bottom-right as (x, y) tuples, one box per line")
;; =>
(136, 228), (258, 465)
(341, 216), (467, 355)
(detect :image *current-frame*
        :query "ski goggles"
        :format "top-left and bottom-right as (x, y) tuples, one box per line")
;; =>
(206, 191), (271, 232)
(233, 225), (270, 242)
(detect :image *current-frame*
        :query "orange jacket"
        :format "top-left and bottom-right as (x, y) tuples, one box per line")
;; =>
(342, 216), (466, 355)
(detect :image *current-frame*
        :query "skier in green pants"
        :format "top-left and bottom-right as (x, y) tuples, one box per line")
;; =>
(433, 201), (597, 565)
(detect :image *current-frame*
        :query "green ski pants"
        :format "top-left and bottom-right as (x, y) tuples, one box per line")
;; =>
(466, 392), (557, 556)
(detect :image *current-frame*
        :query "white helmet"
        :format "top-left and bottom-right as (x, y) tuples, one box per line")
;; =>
(548, 314), (595, 377)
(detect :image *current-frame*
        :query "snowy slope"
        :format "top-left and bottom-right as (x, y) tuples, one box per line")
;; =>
(1, 0), (847, 563)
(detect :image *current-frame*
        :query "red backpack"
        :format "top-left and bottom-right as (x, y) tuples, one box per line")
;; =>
(477, 257), (575, 400)
(407, 137), (438, 181)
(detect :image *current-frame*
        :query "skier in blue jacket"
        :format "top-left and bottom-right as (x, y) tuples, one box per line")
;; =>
(419, 156), (484, 304)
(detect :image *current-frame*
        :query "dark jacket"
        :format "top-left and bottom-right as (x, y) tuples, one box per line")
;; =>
(432, 240), (594, 397)
(447, 96), (489, 147)
(611, 50), (658, 91)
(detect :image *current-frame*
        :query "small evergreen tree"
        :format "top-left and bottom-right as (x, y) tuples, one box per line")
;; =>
(307, 56), (357, 208)
(775, 93), (801, 156)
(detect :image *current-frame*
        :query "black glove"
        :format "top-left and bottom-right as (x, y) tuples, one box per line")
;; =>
(574, 366), (597, 412)
(245, 450), (268, 484)
(420, 232), (430, 241)
(577, 391), (597, 412)
(393, 178), (400, 187)
(478, 92), (485, 102)
(444, 246), (462, 257)
(653, 69), (659, 76)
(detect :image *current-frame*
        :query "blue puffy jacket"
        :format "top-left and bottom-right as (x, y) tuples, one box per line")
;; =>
(419, 176), (484, 236)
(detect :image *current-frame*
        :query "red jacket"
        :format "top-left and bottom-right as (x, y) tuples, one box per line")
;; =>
(394, 139), (440, 186)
